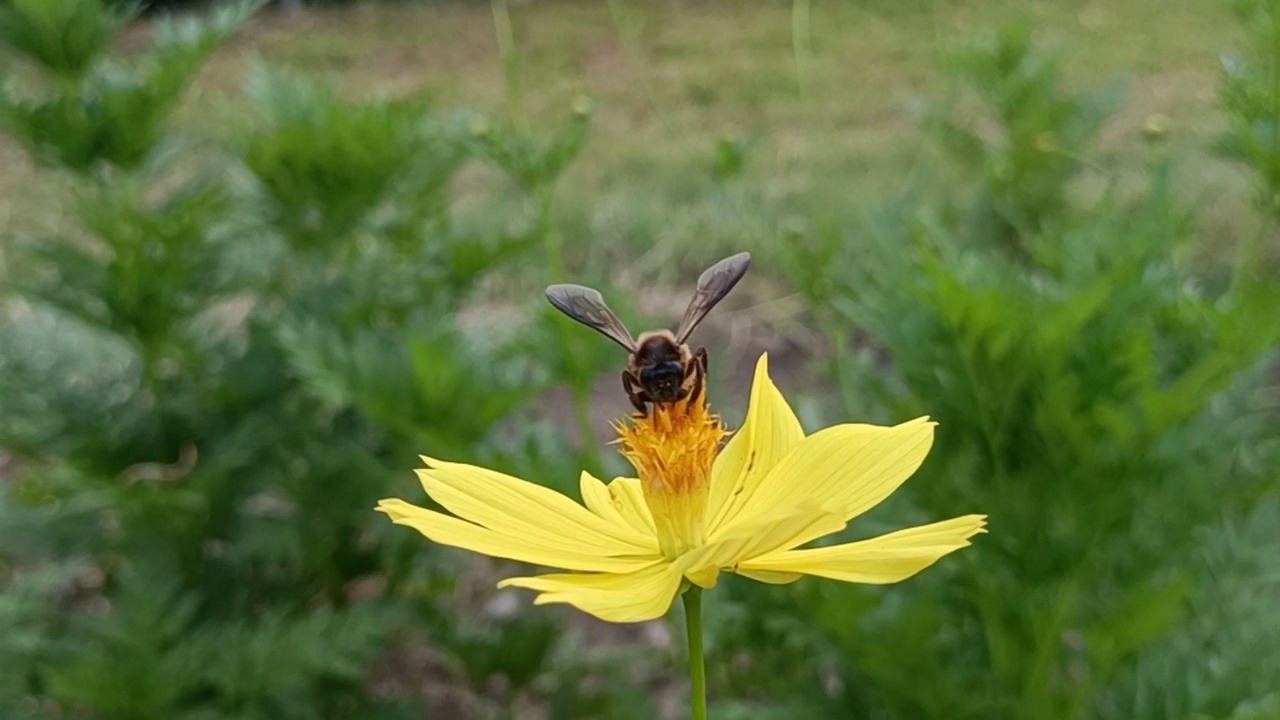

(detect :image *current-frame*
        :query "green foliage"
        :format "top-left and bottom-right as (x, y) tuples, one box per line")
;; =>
(711, 133), (757, 181)
(772, 24), (1280, 720)
(25, 181), (233, 338)
(0, 2), (254, 171)
(471, 101), (592, 193)
(467, 94), (618, 477)
(831, 179), (1278, 718)
(243, 68), (462, 249)
(1094, 499), (1280, 720)
(275, 318), (545, 461)
(1220, 0), (1280, 296)
(2, 0), (1277, 718)
(0, 558), (82, 718)
(1221, 0), (1280, 208)
(433, 608), (562, 690)
(0, 0), (606, 716)
(40, 570), (403, 720)
(926, 23), (1124, 257)
(0, 0), (133, 79)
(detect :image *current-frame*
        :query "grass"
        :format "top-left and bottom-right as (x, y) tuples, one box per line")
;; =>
(0, 0), (1256, 284)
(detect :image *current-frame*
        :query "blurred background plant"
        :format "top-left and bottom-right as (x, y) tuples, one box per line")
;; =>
(753, 15), (1280, 720)
(0, 0), (1276, 718)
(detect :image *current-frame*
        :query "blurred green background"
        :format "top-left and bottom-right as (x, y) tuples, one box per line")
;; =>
(1, 0), (1278, 717)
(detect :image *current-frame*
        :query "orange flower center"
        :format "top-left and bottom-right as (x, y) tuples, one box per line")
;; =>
(614, 396), (728, 558)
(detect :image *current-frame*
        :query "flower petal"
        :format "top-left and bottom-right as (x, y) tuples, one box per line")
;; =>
(705, 354), (805, 535)
(497, 562), (683, 623)
(721, 417), (935, 534)
(580, 473), (657, 539)
(736, 569), (802, 584)
(673, 504), (845, 584)
(377, 499), (659, 572)
(737, 514), (988, 583)
(417, 456), (656, 557)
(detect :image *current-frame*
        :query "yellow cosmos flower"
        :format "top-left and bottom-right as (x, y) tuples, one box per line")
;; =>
(377, 354), (986, 623)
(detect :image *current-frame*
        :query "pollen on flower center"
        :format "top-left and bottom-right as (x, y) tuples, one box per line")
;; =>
(613, 396), (728, 558)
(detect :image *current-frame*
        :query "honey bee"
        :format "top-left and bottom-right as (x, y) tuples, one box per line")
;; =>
(546, 252), (751, 416)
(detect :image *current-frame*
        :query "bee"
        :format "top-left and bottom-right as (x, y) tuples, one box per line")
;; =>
(546, 252), (751, 416)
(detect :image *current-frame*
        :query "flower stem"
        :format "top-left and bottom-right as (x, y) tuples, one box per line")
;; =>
(490, 0), (523, 130)
(791, 0), (813, 101)
(683, 588), (707, 720)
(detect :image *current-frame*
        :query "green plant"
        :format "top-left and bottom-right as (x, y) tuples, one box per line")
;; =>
(925, 23), (1124, 259)
(469, 97), (614, 478)
(0, 0), (133, 80)
(1, 2), (255, 171)
(1219, 0), (1280, 285)
(5, 0), (1277, 717)
(772, 26), (1280, 720)
(0, 0), (599, 716)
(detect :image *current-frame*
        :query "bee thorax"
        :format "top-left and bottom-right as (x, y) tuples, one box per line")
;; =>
(634, 332), (684, 361)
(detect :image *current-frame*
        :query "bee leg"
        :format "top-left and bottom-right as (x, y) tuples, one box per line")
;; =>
(686, 379), (704, 407)
(683, 348), (709, 406)
(629, 391), (649, 417)
(622, 371), (649, 417)
(681, 347), (709, 387)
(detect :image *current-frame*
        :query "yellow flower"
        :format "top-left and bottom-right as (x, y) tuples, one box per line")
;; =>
(377, 354), (985, 623)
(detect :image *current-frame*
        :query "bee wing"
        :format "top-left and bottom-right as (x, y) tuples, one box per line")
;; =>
(674, 252), (751, 343)
(545, 283), (638, 351)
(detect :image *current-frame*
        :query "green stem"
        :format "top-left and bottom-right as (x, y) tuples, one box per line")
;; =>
(605, 0), (776, 248)
(491, 0), (523, 129)
(535, 185), (602, 474)
(791, 0), (813, 101)
(570, 380), (603, 474)
(536, 186), (564, 282)
(605, 0), (684, 147)
(683, 588), (707, 720)
(824, 321), (859, 418)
